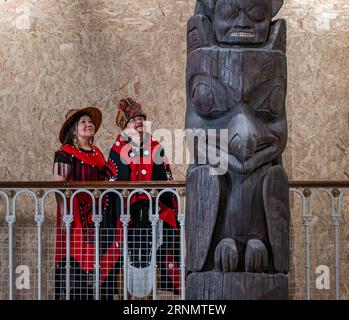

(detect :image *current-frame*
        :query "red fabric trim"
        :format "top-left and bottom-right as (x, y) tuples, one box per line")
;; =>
(159, 203), (177, 229)
(111, 135), (161, 166)
(112, 138), (132, 165)
(60, 144), (106, 168)
(55, 144), (109, 275)
(107, 158), (118, 178)
(55, 193), (96, 272)
(100, 219), (123, 283)
(128, 194), (151, 207)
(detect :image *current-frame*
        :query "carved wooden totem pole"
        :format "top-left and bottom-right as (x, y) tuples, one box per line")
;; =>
(185, 0), (290, 299)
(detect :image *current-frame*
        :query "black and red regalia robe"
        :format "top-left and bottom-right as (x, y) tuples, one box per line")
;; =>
(54, 144), (118, 300)
(105, 132), (181, 296)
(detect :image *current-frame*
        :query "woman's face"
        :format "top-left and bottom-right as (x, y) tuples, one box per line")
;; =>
(75, 115), (95, 140)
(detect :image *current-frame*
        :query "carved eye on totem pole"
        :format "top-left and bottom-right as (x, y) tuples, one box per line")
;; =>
(190, 75), (232, 117)
(190, 79), (285, 122)
(254, 84), (286, 121)
(213, 0), (283, 45)
(186, 49), (287, 174)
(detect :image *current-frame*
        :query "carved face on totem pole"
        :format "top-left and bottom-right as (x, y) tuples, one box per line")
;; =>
(186, 0), (286, 174)
(192, 0), (284, 46)
(213, 0), (283, 45)
(186, 48), (287, 174)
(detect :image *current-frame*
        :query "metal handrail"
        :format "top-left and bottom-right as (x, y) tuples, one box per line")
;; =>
(1, 180), (349, 189)
(0, 181), (186, 189)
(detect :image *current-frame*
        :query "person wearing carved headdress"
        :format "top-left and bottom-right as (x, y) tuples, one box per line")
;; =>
(53, 106), (117, 300)
(105, 98), (181, 297)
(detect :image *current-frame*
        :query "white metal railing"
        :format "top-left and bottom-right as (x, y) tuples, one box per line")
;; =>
(0, 181), (186, 300)
(288, 182), (349, 300)
(1, 181), (349, 300)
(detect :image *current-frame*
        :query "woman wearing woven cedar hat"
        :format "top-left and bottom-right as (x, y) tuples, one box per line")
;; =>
(105, 98), (181, 298)
(53, 106), (117, 300)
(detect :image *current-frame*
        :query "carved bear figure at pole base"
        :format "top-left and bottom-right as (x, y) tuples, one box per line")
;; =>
(185, 0), (290, 300)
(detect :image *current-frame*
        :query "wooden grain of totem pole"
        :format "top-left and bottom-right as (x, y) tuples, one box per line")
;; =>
(185, 0), (290, 300)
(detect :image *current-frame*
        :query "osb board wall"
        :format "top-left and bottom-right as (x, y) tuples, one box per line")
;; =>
(282, 0), (349, 181)
(0, 0), (191, 181)
(1, 0), (349, 181)
(1, 0), (349, 300)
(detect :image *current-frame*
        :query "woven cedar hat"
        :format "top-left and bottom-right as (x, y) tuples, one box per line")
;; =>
(59, 106), (102, 144)
(115, 98), (147, 130)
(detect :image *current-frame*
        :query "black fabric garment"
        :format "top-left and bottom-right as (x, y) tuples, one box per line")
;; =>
(104, 134), (181, 295)
(128, 201), (181, 294)
(55, 258), (117, 300)
(54, 148), (109, 181)
(54, 146), (118, 300)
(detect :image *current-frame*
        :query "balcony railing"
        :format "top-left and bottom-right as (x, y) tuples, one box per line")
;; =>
(0, 181), (186, 300)
(0, 181), (349, 300)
